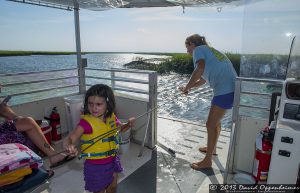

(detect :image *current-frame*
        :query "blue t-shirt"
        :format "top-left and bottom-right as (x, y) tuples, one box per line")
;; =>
(193, 45), (237, 96)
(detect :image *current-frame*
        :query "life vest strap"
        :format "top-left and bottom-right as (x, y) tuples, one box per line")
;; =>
(80, 149), (117, 159)
(81, 136), (117, 144)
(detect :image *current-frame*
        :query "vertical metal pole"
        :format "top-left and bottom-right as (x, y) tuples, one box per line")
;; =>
(138, 71), (157, 157)
(138, 111), (151, 157)
(73, 1), (86, 94)
(224, 78), (241, 183)
(148, 71), (157, 148)
(232, 79), (241, 123)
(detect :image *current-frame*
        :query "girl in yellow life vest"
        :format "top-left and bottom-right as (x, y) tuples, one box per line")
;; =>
(64, 84), (135, 193)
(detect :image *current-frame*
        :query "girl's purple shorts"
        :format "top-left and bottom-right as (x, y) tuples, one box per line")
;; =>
(84, 155), (123, 192)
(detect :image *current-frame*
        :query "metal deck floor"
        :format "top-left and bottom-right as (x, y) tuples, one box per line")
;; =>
(154, 116), (230, 193)
(28, 117), (231, 193)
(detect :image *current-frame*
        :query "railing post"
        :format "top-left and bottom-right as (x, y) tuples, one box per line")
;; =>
(224, 78), (241, 183)
(147, 71), (157, 148)
(232, 79), (241, 123)
(111, 70), (115, 90)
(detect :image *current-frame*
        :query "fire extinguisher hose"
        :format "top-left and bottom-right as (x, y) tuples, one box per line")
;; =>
(256, 149), (272, 154)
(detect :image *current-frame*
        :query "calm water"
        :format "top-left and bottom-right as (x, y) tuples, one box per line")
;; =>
(0, 53), (236, 128)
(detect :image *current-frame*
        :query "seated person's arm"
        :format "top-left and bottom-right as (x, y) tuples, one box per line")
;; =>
(0, 101), (18, 120)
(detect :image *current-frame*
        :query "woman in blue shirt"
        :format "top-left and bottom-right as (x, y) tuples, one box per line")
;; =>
(179, 34), (237, 170)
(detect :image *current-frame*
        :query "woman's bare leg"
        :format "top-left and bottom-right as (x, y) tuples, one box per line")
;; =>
(198, 123), (221, 154)
(106, 173), (118, 193)
(0, 102), (68, 165)
(14, 117), (66, 164)
(191, 105), (226, 169)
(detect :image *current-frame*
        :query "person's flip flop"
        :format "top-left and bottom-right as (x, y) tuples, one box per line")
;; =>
(50, 155), (75, 169)
(190, 163), (212, 171)
(46, 169), (55, 179)
(198, 147), (218, 156)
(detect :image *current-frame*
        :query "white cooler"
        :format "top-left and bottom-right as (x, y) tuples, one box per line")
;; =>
(64, 95), (84, 132)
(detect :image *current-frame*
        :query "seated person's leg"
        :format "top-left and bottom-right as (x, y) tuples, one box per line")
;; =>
(0, 103), (35, 148)
(0, 120), (36, 151)
(14, 117), (69, 165)
(0, 103), (72, 166)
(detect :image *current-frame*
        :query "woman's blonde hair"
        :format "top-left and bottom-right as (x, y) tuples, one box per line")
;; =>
(185, 34), (208, 46)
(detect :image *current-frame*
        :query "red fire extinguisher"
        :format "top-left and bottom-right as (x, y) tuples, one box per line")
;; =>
(49, 107), (62, 141)
(252, 128), (272, 182)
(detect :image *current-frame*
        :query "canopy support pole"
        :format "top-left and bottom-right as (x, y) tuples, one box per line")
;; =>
(73, 0), (86, 94)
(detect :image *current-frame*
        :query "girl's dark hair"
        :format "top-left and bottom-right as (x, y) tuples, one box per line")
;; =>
(185, 34), (208, 46)
(83, 84), (116, 119)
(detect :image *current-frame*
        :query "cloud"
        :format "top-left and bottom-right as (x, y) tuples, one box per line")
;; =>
(136, 28), (147, 33)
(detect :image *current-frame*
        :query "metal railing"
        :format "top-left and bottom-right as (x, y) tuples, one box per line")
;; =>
(0, 68), (80, 105)
(0, 67), (157, 106)
(85, 67), (157, 98)
(232, 77), (283, 122)
(224, 76), (283, 183)
(84, 67), (158, 148)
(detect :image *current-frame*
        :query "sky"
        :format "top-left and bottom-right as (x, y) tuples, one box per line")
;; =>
(0, 0), (299, 54)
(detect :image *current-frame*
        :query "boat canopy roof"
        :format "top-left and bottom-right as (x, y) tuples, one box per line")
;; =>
(8, 0), (258, 11)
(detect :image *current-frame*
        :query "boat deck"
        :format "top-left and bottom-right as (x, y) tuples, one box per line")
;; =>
(29, 117), (231, 193)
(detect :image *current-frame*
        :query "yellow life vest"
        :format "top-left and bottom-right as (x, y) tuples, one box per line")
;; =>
(80, 113), (119, 160)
